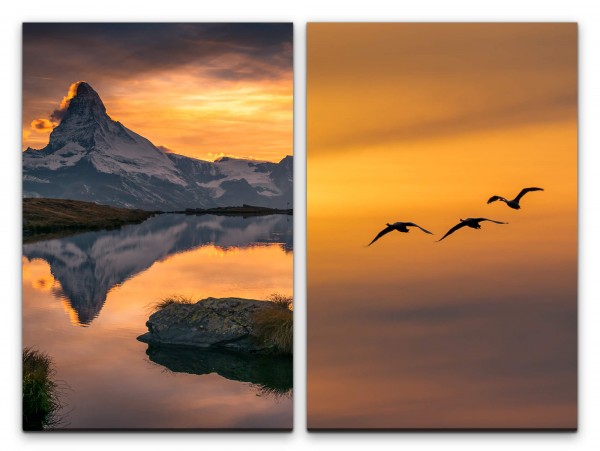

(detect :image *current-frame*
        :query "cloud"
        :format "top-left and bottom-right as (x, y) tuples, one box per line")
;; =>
(157, 145), (176, 154)
(207, 151), (255, 161)
(30, 118), (55, 132)
(23, 23), (293, 84)
(29, 82), (79, 132)
(307, 23), (576, 153)
(49, 81), (81, 122)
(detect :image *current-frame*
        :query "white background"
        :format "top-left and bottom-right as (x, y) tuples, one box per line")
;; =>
(1, 0), (599, 449)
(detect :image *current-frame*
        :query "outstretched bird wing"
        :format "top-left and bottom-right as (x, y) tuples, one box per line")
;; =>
(368, 225), (395, 246)
(404, 222), (433, 234)
(474, 218), (508, 224)
(437, 221), (468, 242)
(487, 195), (506, 204)
(514, 187), (544, 202)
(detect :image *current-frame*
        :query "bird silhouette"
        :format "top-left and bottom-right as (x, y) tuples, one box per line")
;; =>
(368, 221), (433, 246)
(437, 218), (507, 242)
(487, 187), (544, 210)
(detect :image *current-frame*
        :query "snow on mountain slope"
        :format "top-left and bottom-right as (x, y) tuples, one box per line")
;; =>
(23, 82), (293, 210)
(197, 157), (282, 198)
(24, 82), (186, 185)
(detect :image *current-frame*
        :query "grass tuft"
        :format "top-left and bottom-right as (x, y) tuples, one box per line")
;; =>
(152, 295), (195, 312)
(267, 293), (293, 311)
(253, 384), (293, 400)
(23, 347), (64, 430)
(254, 295), (293, 355)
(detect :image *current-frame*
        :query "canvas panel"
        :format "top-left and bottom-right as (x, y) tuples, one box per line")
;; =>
(307, 22), (577, 430)
(22, 23), (294, 431)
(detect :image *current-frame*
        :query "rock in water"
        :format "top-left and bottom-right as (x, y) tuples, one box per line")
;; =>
(137, 297), (287, 354)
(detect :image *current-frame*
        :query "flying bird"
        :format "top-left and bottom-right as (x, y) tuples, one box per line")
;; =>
(368, 221), (433, 246)
(437, 218), (507, 242)
(487, 187), (544, 210)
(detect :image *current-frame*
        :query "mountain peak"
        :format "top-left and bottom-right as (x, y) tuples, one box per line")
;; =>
(65, 81), (107, 118)
(75, 81), (94, 94)
(46, 82), (110, 150)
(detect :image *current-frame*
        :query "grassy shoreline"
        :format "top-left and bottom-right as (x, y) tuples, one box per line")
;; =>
(23, 347), (64, 430)
(23, 198), (155, 243)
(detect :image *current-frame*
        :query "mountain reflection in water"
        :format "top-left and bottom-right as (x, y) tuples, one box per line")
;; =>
(23, 214), (293, 326)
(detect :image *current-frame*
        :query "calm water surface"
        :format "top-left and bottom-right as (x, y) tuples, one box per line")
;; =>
(308, 208), (577, 429)
(23, 214), (293, 429)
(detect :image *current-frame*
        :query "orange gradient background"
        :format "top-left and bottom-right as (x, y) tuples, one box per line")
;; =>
(308, 23), (577, 429)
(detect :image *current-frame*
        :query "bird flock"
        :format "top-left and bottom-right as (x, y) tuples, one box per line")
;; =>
(368, 187), (544, 246)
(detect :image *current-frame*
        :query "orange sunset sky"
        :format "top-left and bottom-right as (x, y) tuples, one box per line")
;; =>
(308, 23), (577, 429)
(308, 23), (576, 217)
(23, 23), (293, 162)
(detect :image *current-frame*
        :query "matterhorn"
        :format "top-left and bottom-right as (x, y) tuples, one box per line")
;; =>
(23, 82), (293, 210)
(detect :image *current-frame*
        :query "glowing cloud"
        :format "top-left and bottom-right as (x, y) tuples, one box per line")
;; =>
(156, 145), (176, 154)
(207, 151), (255, 161)
(30, 118), (55, 132)
(50, 81), (83, 122)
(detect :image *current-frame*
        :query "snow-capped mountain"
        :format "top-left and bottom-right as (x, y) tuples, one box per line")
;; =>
(23, 82), (293, 210)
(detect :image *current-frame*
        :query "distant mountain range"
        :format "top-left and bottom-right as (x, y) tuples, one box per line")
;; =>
(23, 82), (293, 211)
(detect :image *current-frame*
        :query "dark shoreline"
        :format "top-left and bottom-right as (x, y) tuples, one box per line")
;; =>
(23, 198), (292, 243)
(179, 205), (293, 217)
